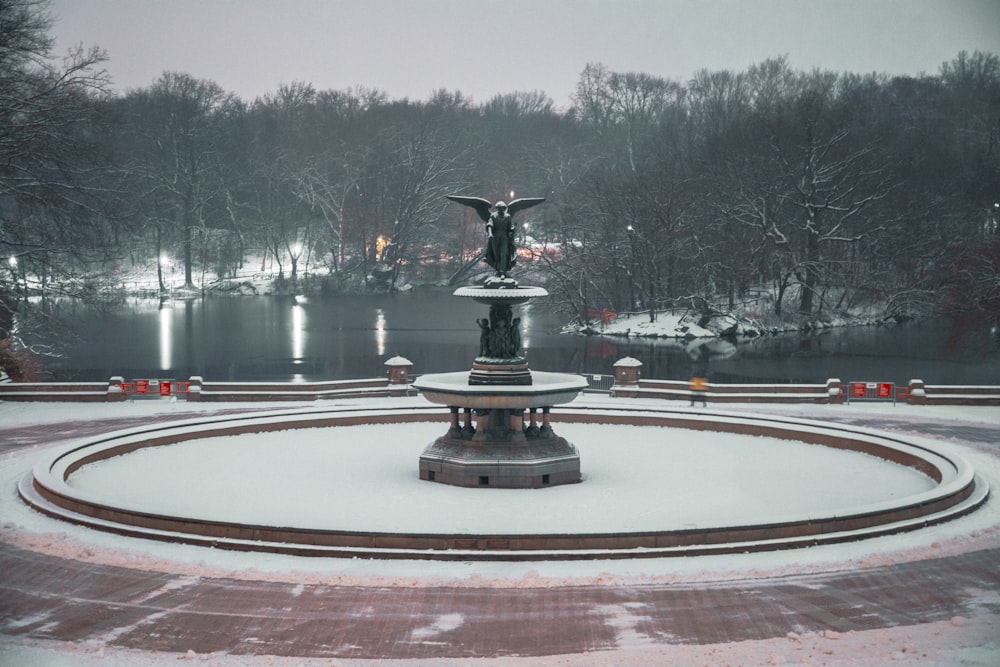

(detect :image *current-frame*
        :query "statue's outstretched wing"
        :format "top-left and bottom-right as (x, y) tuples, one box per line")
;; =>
(446, 195), (493, 222)
(507, 198), (545, 216)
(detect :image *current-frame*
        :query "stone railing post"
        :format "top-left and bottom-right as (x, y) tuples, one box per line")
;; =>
(908, 379), (926, 405)
(187, 376), (204, 402)
(385, 356), (413, 397)
(826, 378), (844, 404)
(611, 357), (642, 398)
(107, 375), (126, 402)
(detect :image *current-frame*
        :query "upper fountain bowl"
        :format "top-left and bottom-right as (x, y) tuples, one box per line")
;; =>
(454, 285), (548, 305)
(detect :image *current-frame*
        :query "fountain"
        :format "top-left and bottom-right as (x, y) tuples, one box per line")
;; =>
(412, 196), (588, 488)
(17, 200), (987, 562)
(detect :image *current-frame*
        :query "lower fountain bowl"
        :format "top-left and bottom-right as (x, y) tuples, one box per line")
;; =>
(412, 371), (588, 409)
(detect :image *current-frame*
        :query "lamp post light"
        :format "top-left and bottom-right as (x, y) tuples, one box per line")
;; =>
(7, 256), (18, 294)
(625, 224), (658, 322)
(625, 225), (639, 311)
(158, 254), (173, 292)
(290, 243), (302, 282)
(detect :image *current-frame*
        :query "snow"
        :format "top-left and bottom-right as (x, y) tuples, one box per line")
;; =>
(453, 286), (549, 299)
(569, 298), (905, 340)
(0, 616), (997, 666)
(3, 394), (994, 429)
(0, 398), (284, 426)
(414, 370), (588, 393)
(64, 422), (935, 533)
(583, 309), (720, 338)
(1, 396), (998, 666)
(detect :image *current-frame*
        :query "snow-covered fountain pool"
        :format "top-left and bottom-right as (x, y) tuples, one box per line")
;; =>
(19, 401), (988, 560)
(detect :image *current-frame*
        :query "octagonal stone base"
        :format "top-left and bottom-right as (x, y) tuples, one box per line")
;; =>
(419, 432), (581, 488)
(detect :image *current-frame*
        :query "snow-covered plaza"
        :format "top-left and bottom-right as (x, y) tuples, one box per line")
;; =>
(1, 396), (998, 665)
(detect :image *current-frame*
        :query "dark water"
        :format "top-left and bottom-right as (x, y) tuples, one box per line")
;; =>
(39, 288), (1000, 385)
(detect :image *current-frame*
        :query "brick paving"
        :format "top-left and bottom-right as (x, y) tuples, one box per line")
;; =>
(1, 542), (997, 659)
(1, 408), (998, 660)
(0, 406), (290, 453)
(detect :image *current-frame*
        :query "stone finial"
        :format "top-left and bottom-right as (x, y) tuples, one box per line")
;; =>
(826, 378), (844, 404)
(385, 356), (413, 395)
(614, 357), (642, 383)
(612, 357), (642, 397)
(186, 376), (204, 402)
(107, 376), (126, 402)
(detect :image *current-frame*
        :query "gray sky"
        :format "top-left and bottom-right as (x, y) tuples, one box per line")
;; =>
(47, 0), (1000, 108)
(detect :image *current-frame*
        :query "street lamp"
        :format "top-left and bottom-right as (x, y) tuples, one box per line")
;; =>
(158, 254), (172, 291)
(625, 225), (647, 314)
(290, 243), (303, 281)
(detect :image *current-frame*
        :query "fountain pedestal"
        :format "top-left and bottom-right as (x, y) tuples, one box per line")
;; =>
(413, 286), (586, 488)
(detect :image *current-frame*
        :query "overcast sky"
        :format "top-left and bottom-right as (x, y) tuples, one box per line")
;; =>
(47, 0), (1000, 109)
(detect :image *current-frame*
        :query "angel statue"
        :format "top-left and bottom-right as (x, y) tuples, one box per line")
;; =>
(446, 195), (545, 280)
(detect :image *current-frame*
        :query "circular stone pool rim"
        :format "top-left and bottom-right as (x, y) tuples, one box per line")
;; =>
(19, 405), (989, 561)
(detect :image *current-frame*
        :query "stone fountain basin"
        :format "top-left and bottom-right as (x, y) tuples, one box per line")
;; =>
(19, 404), (987, 560)
(452, 285), (548, 305)
(413, 371), (588, 409)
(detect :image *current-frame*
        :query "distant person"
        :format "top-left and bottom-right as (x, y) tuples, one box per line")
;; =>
(689, 376), (708, 406)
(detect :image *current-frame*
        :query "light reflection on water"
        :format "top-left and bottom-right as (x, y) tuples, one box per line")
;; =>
(291, 304), (305, 363)
(158, 304), (171, 370)
(42, 289), (1000, 385)
(374, 308), (386, 356)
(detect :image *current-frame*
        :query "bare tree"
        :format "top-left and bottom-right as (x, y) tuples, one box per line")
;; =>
(0, 0), (112, 376)
(718, 64), (897, 317)
(120, 72), (236, 289)
(573, 63), (679, 173)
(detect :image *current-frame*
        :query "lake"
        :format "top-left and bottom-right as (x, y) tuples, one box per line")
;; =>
(40, 288), (1000, 386)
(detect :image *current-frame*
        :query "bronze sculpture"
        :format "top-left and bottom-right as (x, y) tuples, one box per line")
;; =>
(446, 195), (545, 279)
(415, 196), (583, 488)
